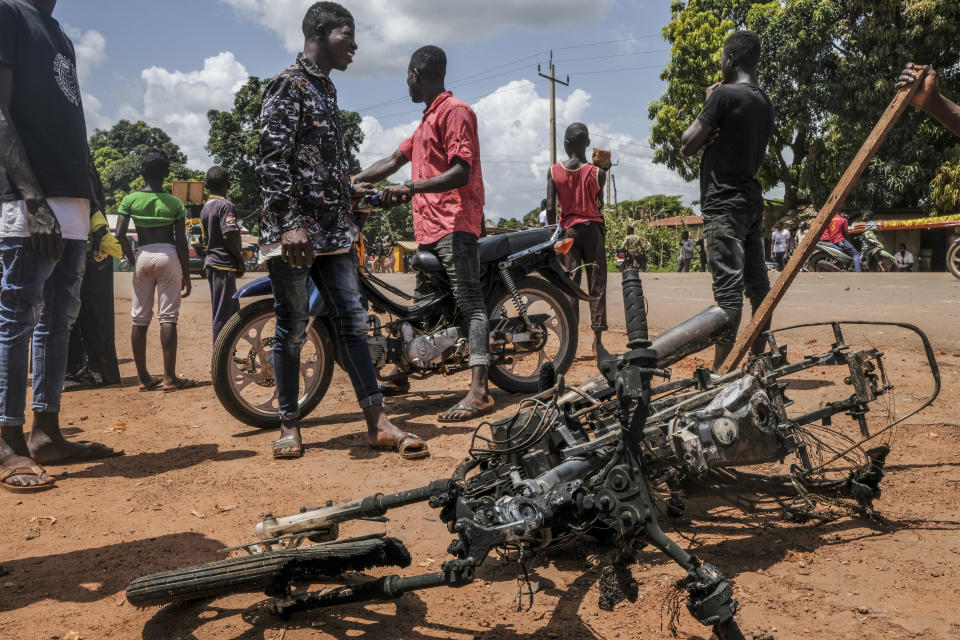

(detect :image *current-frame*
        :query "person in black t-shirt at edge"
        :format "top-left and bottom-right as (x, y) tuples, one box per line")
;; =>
(680, 30), (774, 371)
(0, 0), (122, 493)
(200, 166), (245, 342)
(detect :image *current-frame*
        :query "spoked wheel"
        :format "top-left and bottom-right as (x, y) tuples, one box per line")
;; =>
(487, 277), (577, 394)
(125, 537), (411, 607)
(212, 298), (334, 429)
(947, 242), (960, 280)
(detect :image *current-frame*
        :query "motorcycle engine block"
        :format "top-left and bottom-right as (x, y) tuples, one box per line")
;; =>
(401, 322), (466, 370)
(667, 375), (789, 473)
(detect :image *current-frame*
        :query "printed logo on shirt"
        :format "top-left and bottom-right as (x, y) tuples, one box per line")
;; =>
(53, 53), (80, 107)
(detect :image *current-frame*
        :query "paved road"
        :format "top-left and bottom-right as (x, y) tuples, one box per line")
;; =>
(114, 270), (960, 349)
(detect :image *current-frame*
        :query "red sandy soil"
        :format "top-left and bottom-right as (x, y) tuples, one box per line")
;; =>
(1, 273), (958, 640)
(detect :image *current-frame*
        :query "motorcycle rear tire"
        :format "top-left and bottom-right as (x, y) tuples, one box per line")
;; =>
(807, 249), (836, 273)
(212, 298), (334, 429)
(126, 539), (399, 607)
(947, 242), (960, 280)
(487, 276), (578, 395)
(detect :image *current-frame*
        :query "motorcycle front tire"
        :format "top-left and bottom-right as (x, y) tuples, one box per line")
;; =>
(947, 242), (960, 280)
(486, 276), (578, 395)
(212, 298), (335, 429)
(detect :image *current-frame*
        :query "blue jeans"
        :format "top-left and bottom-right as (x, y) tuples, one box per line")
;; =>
(268, 251), (382, 422)
(0, 238), (86, 426)
(835, 240), (862, 272)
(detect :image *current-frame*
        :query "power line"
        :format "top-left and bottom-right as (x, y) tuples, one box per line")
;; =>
(351, 33), (665, 114)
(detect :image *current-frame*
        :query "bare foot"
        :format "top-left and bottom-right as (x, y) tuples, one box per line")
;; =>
(28, 437), (122, 465)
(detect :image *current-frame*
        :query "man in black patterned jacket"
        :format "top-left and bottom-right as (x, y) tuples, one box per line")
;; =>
(256, 2), (428, 460)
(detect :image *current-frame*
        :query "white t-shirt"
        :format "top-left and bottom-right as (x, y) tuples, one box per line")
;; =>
(771, 229), (790, 253)
(0, 198), (91, 241)
(894, 250), (914, 267)
(538, 209), (548, 226)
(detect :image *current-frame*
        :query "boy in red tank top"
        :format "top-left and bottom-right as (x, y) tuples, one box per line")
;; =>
(546, 123), (608, 357)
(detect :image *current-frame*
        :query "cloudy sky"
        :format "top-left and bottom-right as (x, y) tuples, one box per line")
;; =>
(57, 0), (710, 220)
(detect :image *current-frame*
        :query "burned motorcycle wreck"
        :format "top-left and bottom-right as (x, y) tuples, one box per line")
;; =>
(127, 269), (940, 640)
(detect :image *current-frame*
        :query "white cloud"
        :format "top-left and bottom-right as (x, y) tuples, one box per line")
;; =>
(138, 52), (250, 168)
(357, 79), (699, 221)
(221, 0), (615, 74)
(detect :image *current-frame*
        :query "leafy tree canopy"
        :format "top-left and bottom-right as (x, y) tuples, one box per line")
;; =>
(649, 0), (960, 212)
(88, 119), (201, 214)
(206, 76), (366, 231)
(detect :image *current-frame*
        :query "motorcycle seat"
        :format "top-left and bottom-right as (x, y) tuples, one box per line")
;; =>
(477, 227), (553, 265)
(409, 228), (554, 273)
(410, 251), (442, 272)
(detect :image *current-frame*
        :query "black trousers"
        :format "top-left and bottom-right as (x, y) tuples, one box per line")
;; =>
(66, 258), (121, 385)
(207, 268), (239, 342)
(559, 221), (608, 331)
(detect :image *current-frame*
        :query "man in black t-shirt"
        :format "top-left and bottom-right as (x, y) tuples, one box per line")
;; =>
(0, 0), (120, 493)
(200, 166), (245, 341)
(681, 30), (774, 370)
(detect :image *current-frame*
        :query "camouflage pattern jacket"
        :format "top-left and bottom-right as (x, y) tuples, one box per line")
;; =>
(256, 53), (356, 254)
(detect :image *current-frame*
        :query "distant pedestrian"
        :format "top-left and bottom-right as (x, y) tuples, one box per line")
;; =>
(116, 149), (198, 393)
(680, 30), (774, 370)
(696, 237), (707, 272)
(894, 244), (914, 272)
(200, 166), (245, 342)
(678, 230), (695, 271)
(770, 222), (790, 270)
(546, 122), (608, 357)
(538, 198), (548, 227)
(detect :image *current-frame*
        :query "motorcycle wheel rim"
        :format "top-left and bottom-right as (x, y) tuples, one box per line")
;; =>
(226, 310), (326, 419)
(489, 286), (571, 383)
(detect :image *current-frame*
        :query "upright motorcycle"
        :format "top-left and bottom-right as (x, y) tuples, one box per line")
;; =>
(806, 227), (897, 272)
(211, 219), (589, 428)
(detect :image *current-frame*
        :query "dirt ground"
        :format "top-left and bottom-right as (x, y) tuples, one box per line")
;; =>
(1, 272), (958, 640)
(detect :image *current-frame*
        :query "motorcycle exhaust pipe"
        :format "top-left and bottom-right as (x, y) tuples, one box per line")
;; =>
(557, 306), (731, 407)
(649, 305), (732, 369)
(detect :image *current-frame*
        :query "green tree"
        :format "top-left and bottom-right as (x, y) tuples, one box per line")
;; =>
(206, 76), (367, 231)
(359, 179), (414, 244)
(496, 217), (525, 231)
(649, 0), (960, 211)
(604, 194), (692, 271)
(88, 120), (197, 213)
(931, 147), (960, 214)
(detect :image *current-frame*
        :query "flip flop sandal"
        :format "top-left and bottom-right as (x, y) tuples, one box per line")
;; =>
(273, 433), (304, 459)
(438, 403), (496, 423)
(0, 466), (56, 493)
(372, 432), (429, 459)
(31, 441), (124, 465)
(163, 378), (199, 393)
(138, 376), (163, 392)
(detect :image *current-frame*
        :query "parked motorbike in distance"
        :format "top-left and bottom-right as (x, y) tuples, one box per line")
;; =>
(947, 237), (960, 280)
(805, 227), (898, 272)
(615, 248), (647, 272)
(211, 195), (590, 428)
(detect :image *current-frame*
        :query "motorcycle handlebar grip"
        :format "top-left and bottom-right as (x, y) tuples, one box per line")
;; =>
(621, 268), (650, 348)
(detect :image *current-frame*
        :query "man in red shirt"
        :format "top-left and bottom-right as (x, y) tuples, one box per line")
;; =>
(820, 212), (861, 272)
(354, 45), (493, 422)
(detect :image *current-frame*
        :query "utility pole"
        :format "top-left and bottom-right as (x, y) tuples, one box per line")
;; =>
(538, 51), (569, 166)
